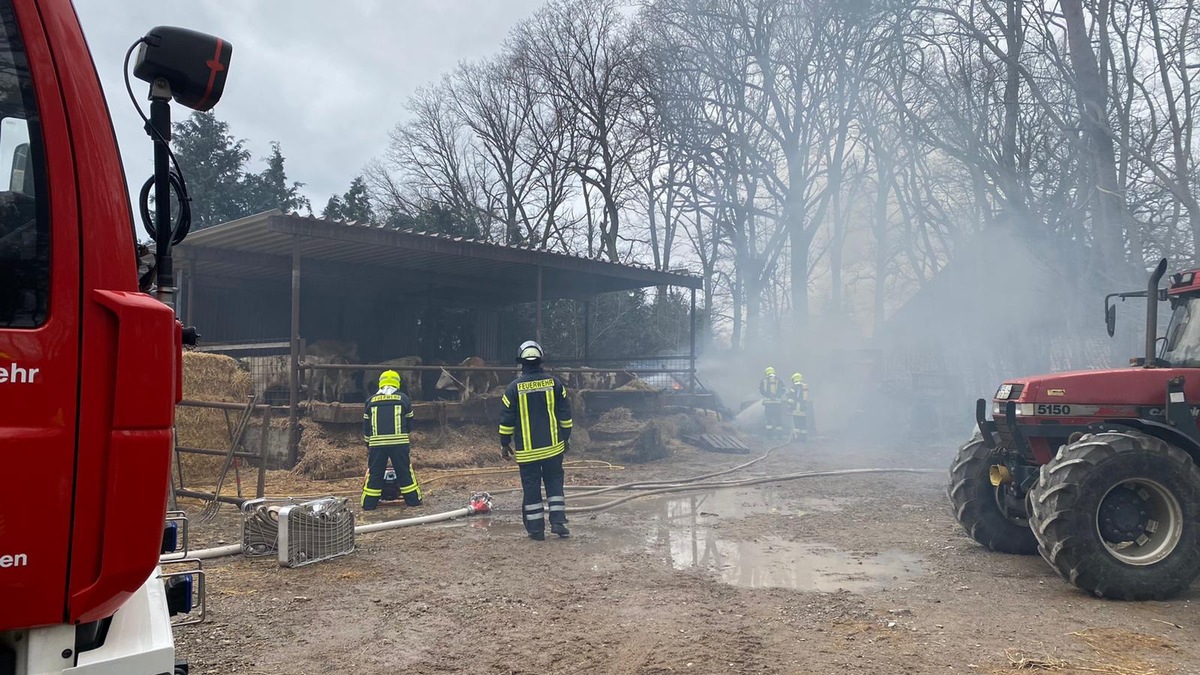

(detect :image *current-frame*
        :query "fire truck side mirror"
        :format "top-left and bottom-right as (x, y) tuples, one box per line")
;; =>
(1106, 304), (1116, 338)
(133, 26), (232, 112)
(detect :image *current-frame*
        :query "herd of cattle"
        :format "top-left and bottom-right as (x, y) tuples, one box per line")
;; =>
(239, 340), (634, 405)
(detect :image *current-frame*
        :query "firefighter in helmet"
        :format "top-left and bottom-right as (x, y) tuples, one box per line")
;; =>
(499, 340), (573, 540)
(759, 366), (786, 438)
(787, 372), (809, 441)
(361, 370), (421, 510)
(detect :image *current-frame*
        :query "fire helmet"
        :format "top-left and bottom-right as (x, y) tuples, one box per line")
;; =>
(379, 370), (401, 389)
(764, 366), (775, 376)
(792, 372), (804, 384)
(517, 340), (544, 363)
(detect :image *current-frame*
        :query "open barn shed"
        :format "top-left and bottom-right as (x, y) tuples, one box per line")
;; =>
(174, 210), (704, 462)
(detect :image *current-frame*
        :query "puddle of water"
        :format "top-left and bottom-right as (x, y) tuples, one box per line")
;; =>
(445, 488), (922, 593)
(657, 535), (921, 592)
(628, 489), (922, 592)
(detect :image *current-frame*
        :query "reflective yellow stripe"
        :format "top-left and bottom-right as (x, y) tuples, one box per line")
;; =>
(371, 406), (378, 435)
(518, 391), (532, 452)
(499, 425), (515, 435)
(547, 390), (558, 446)
(502, 394), (510, 407)
(367, 435), (410, 446)
(515, 442), (565, 464)
(559, 419), (573, 429)
(394, 403), (401, 434)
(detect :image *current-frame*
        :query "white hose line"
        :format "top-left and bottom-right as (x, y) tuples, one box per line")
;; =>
(566, 441), (790, 499)
(563, 467), (941, 514)
(178, 503), (486, 561)
(355, 506), (473, 534)
(190, 544), (243, 560)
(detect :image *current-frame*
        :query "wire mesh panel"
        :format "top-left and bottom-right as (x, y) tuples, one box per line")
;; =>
(195, 340), (293, 406)
(277, 497), (356, 567)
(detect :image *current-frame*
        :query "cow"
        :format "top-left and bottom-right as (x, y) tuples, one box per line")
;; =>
(567, 367), (613, 391)
(304, 340), (359, 403)
(363, 356), (424, 401)
(435, 356), (503, 402)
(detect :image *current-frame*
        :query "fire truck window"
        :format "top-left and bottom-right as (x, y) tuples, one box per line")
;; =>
(0, 3), (48, 329)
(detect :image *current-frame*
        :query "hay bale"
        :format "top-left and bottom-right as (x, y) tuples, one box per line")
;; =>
(175, 352), (255, 485)
(183, 352), (253, 400)
(628, 421), (670, 464)
(596, 407), (641, 431)
(411, 424), (501, 469)
(291, 421), (503, 481)
(617, 378), (659, 392)
(293, 422), (363, 480)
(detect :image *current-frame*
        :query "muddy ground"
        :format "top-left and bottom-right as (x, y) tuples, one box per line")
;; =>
(174, 432), (1199, 675)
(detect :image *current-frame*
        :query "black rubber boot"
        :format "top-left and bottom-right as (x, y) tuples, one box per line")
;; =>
(551, 523), (570, 538)
(528, 531), (546, 541)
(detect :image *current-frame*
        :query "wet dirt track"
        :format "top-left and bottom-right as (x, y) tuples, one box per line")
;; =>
(176, 438), (1199, 674)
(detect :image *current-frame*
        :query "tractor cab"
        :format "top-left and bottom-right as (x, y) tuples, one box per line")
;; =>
(1160, 270), (1200, 368)
(950, 258), (1200, 602)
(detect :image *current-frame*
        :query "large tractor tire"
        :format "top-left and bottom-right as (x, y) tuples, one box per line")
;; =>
(1029, 431), (1200, 601)
(948, 434), (1039, 555)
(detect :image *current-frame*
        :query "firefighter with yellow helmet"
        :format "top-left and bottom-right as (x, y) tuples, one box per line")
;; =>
(361, 369), (421, 510)
(759, 366), (786, 438)
(787, 372), (810, 441)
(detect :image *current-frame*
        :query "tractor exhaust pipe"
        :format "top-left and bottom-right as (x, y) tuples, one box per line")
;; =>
(1146, 258), (1169, 367)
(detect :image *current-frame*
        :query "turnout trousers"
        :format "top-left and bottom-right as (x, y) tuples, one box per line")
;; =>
(792, 410), (807, 440)
(519, 453), (566, 536)
(362, 443), (421, 510)
(763, 400), (786, 435)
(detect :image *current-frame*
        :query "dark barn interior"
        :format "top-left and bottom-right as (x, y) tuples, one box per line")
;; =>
(175, 210), (703, 402)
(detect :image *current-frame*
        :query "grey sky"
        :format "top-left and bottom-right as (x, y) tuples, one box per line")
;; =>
(74, 0), (547, 210)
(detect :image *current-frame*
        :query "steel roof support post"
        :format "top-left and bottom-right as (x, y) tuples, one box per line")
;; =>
(689, 287), (697, 394)
(536, 264), (544, 343)
(288, 236), (301, 467)
(583, 298), (592, 366)
(184, 263), (194, 326)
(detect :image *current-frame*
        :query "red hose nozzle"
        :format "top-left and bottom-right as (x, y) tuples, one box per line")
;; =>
(468, 492), (493, 514)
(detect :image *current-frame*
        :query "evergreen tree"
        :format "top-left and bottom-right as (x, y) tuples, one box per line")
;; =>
(243, 141), (312, 215)
(171, 111), (250, 229)
(321, 175), (373, 222)
(322, 193), (346, 221)
(341, 176), (372, 222)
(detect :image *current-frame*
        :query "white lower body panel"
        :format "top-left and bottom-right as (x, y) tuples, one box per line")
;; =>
(3, 569), (176, 675)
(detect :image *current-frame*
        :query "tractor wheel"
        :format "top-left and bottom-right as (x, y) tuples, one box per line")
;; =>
(947, 434), (1039, 555)
(1029, 431), (1200, 601)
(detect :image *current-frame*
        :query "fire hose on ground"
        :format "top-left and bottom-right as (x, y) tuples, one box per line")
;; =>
(182, 493), (495, 561)
(173, 441), (940, 561)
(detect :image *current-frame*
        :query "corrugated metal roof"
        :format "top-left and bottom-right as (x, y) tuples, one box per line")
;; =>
(176, 210), (701, 304)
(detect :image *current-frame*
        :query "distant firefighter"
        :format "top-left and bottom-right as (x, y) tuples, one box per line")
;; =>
(788, 372), (809, 441)
(361, 370), (421, 510)
(759, 366), (786, 439)
(499, 340), (574, 540)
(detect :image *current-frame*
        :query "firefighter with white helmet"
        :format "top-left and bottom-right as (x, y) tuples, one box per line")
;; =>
(499, 340), (574, 540)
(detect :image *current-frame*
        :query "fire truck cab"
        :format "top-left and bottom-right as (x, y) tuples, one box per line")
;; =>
(0, 1), (229, 673)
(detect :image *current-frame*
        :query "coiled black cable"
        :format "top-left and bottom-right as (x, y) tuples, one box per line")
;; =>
(124, 37), (193, 247)
(138, 170), (191, 245)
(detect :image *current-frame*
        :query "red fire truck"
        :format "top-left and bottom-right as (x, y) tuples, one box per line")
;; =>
(0, 1), (229, 672)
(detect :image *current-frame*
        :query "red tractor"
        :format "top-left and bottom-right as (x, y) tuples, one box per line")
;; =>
(0, 1), (230, 672)
(950, 258), (1200, 600)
